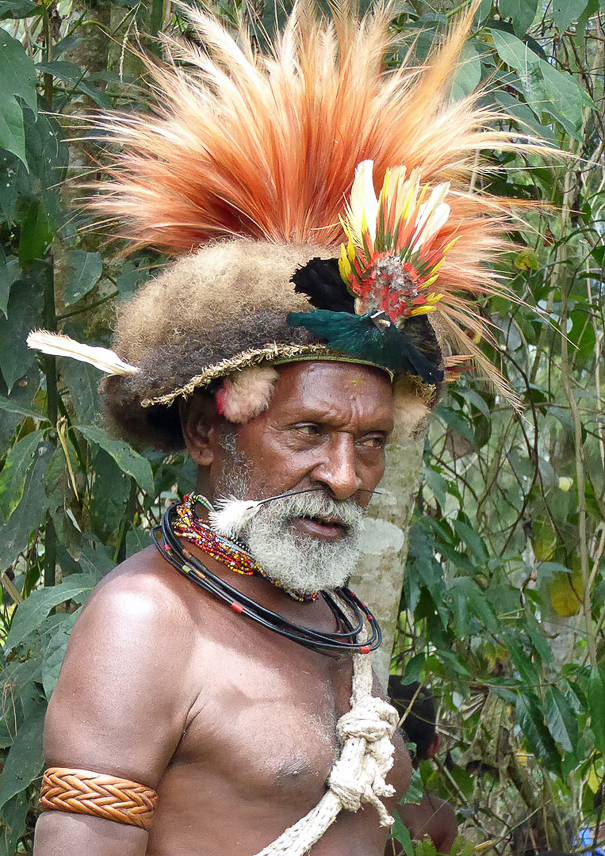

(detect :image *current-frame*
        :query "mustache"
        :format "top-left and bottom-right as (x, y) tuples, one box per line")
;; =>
(263, 490), (364, 530)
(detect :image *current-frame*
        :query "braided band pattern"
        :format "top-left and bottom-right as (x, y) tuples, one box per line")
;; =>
(39, 768), (158, 831)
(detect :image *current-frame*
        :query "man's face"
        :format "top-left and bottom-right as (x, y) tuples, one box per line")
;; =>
(210, 361), (395, 592)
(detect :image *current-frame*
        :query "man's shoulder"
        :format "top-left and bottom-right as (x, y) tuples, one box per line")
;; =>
(79, 545), (201, 643)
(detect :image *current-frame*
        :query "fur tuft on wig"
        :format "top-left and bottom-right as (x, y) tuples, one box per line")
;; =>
(217, 366), (279, 423)
(390, 377), (432, 445)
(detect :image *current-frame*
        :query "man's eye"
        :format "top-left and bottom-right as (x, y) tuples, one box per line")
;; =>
(295, 424), (320, 436)
(359, 435), (385, 449)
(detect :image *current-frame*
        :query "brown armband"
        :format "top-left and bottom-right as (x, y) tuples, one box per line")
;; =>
(39, 767), (158, 831)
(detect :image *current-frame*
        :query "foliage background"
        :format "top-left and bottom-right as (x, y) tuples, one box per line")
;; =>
(0, 0), (603, 853)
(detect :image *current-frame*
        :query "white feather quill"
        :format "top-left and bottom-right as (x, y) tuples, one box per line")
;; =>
(27, 331), (140, 376)
(208, 488), (328, 539)
(209, 497), (261, 539)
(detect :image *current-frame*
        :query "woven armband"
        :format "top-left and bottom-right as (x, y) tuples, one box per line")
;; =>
(39, 767), (158, 831)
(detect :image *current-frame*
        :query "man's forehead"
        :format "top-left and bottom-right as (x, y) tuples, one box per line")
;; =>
(268, 361), (394, 419)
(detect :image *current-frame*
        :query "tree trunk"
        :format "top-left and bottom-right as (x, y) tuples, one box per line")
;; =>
(349, 438), (423, 688)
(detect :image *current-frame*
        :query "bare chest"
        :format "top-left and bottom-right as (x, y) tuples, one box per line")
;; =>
(173, 630), (350, 804)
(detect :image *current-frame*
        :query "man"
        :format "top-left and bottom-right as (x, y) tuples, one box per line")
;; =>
(389, 678), (458, 854)
(34, 359), (413, 856)
(29, 2), (528, 853)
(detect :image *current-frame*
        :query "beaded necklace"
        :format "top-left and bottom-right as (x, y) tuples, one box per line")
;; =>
(153, 499), (382, 657)
(172, 493), (319, 602)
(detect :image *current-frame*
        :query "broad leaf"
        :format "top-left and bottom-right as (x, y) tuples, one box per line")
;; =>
(0, 440), (51, 571)
(61, 357), (101, 425)
(0, 30), (37, 167)
(0, 0), (40, 18)
(18, 199), (52, 264)
(0, 277), (42, 392)
(0, 702), (45, 809)
(5, 573), (96, 651)
(516, 693), (561, 772)
(588, 666), (605, 753)
(0, 393), (44, 421)
(0, 246), (8, 318)
(0, 792), (28, 856)
(545, 686), (578, 752)
(41, 612), (79, 699)
(499, 0), (538, 35)
(552, 0), (589, 31)
(76, 424), (154, 496)
(0, 430), (43, 521)
(490, 28), (593, 138)
(64, 250), (103, 305)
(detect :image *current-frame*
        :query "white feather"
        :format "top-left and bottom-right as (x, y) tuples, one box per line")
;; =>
(27, 331), (139, 376)
(347, 160), (378, 243)
(208, 497), (261, 539)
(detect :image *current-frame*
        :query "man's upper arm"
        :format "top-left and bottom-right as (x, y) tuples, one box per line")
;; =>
(35, 568), (197, 855)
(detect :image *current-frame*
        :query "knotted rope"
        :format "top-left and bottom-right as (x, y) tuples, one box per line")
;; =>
(254, 653), (399, 856)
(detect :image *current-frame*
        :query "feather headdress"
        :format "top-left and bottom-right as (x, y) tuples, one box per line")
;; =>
(28, 0), (538, 447)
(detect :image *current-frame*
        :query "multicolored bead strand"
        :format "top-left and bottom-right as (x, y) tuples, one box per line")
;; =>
(171, 493), (319, 602)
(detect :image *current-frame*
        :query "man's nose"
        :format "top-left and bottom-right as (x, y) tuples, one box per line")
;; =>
(312, 435), (362, 500)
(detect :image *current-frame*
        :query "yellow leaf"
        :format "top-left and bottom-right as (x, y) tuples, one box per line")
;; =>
(550, 571), (583, 617)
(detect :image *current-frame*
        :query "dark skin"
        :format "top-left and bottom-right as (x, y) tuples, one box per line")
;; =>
(34, 361), (412, 856)
(397, 736), (458, 854)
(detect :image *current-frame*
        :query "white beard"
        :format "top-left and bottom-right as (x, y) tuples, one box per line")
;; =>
(242, 492), (364, 594)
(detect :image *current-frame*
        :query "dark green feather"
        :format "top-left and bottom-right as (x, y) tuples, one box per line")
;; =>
(287, 310), (444, 385)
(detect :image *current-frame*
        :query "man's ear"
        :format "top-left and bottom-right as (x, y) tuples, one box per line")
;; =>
(179, 392), (218, 467)
(426, 733), (440, 759)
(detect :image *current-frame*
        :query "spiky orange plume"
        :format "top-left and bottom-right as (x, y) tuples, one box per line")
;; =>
(87, 0), (547, 408)
(90, 0), (521, 270)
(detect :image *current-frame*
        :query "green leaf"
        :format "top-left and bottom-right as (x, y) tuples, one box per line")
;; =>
(449, 577), (498, 633)
(452, 520), (489, 565)
(505, 635), (539, 685)
(0, 439), (51, 571)
(0, 0), (40, 18)
(434, 404), (475, 448)
(64, 250), (103, 305)
(61, 357), (100, 425)
(0, 430), (43, 521)
(588, 666), (605, 753)
(41, 612), (79, 700)
(391, 810), (414, 855)
(516, 693), (561, 772)
(490, 28), (593, 137)
(493, 90), (556, 143)
(0, 792), (28, 856)
(499, 0), (538, 35)
(0, 246), (9, 318)
(401, 766), (423, 804)
(0, 277), (43, 392)
(0, 393), (44, 420)
(0, 95), (27, 175)
(5, 572), (96, 651)
(545, 686), (578, 752)
(450, 42), (481, 100)
(126, 526), (153, 557)
(18, 199), (52, 265)
(0, 30), (36, 167)
(0, 702), (45, 809)
(401, 653), (426, 685)
(553, 0), (589, 31)
(76, 425), (154, 496)
(90, 449), (131, 541)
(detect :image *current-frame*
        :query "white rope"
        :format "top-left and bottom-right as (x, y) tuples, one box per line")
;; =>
(253, 653), (399, 856)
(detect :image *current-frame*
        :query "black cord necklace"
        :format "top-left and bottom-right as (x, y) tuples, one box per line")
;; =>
(153, 500), (382, 657)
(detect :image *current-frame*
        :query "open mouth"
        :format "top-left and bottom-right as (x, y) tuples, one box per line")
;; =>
(291, 515), (349, 540)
